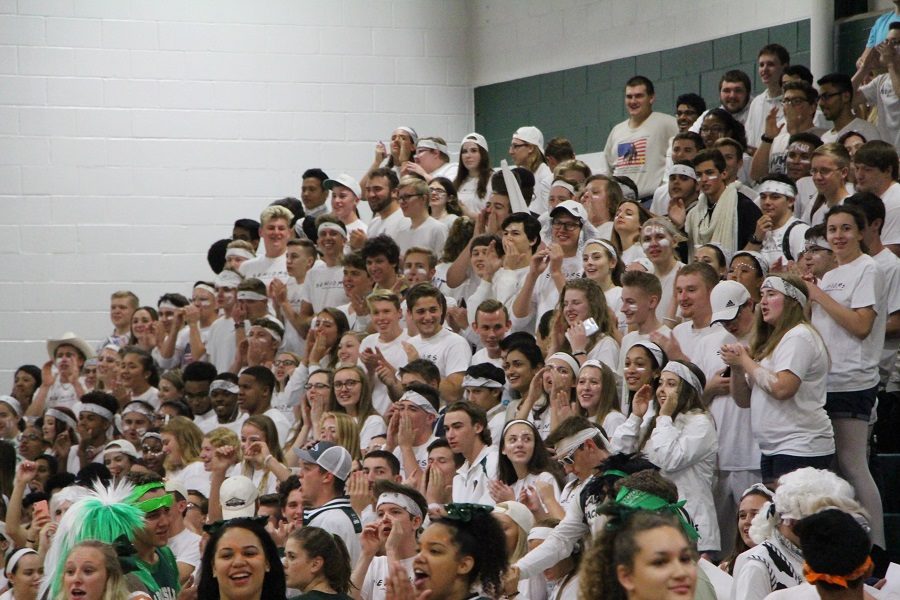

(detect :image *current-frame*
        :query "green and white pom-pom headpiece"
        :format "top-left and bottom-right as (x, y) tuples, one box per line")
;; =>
(40, 479), (146, 600)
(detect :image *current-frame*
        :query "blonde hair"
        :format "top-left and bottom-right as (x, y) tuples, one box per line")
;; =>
(398, 176), (430, 196)
(366, 289), (402, 311)
(205, 427), (242, 462)
(227, 239), (256, 254)
(160, 416), (203, 469)
(319, 411), (361, 461)
(54, 541), (130, 600)
(260, 205), (294, 225)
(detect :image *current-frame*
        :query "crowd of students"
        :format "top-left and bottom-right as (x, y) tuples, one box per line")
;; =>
(4, 23), (900, 600)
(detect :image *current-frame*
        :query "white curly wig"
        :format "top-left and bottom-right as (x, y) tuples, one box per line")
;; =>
(748, 468), (859, 544)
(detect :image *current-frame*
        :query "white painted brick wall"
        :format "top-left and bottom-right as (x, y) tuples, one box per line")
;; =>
(1, 0), (472, 390)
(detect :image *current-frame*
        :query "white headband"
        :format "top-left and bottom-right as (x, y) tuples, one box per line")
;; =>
(317, 222), (347, 238)
(158, 301), (177, 311)
(141, 432), (163, 442)
(250, 322), (282, 343)
(462, 375), (504, 389)
(396, 126), (418, 143)
(527, 526), (555, 542)
(376, 492), (423, 519)
(670, 164), (699, 180)
(6, 548), (36, 576)
(632, 341), (664, 367)
(761, 276), (807, 307)
(555, 426), (609, 458)
(216, 270), (243, 288)
(584, 238), (618, 261)
(578, 359), (607, 376)
(237, 291), (267, 302)
(210, 380), (240, 394)
(225, 248), (254, 260)
(550, 180), (575, 195)
(398, 390), (438, 415)
(104, 441), (141, 460)
(80, 403), (115, 421)
(123, 402), (154, 418)
(417, 139), (449, 155)
(662, 361), (704, 396)
(194, 283), (216, 296)
(502, 419), (534, 436)
(46, 408), (77, 430)
(757, 180), (797, 198)
(0, 395), (21, 417)
(547, 352), (580, 375)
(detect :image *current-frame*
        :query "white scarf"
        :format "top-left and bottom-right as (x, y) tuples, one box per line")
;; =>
(686, 181), (740, 259)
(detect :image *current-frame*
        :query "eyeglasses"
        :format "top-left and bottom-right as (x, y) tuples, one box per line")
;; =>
(333, 380), (361, 389)
(809, 167), (837, 176)
(398, 194), (422, 203)
(551, 220), (581, 232)
(429, 189), (447, 197)
(273, 359), (298, 367)
(304, 382), (331, 391)
(818, 91), (843, 101)
(19, 433), (42, 443)
(509, 142), (529, 150)
(782, 97), (810, 106)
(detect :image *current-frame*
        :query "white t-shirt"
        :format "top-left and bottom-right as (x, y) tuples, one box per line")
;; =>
(514, 254), (583, 334)
(879, 182), (900, 247)
(457, 176), (491, 213)
(654, 261), (684, 321)
(692, 328), (760, 471)
(281, 278), (307, 356)
(168, 527), (202, 570)
(154, 324), (211, 370)
(759, 217), (808, 266)
(752, 324), (834, 456)
(672, 322), (722, 355)
(358, 413), (387, 449)
(361, 556), (415, 600)
(394, 216), (448, 257)
(262, 407), (292, 446)
(819, 116), (881, 145)
(603, 112), (679, 197)
(360, 332), (411, 415)
(205, 316), (237, 374)
(873, 248), (900, 385)
(586, 335), (620, 372)
(431, 162), (458, 181)
(168, 461), (211, 497)
(238, 253), (288, 288)
(493, 266), (530, 308)
(812, 253), (883, 392)
(392, 436), (436, 477)
(302, 264), (347, 313)
(860, 72), (900, 150)
(471, 348), (503, 367)
(368, 208), (411, 239)
(409, 328), (472, 378)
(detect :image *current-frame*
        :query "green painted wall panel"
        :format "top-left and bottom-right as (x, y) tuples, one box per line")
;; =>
(474, 20), (811, 158)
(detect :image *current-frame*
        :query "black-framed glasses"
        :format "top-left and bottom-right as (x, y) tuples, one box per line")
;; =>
(333, 380), (362, 389)
(818, 91), (843, 101)
(509, 142), (529, 150)
(273, 359), (298, 367)
(398, 193), (422, 203)
(782, 97), (810, 106)
(551, 220), (580, 232)
(304, 382), (331, 391)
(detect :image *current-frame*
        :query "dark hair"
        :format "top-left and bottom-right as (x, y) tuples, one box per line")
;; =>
(45, 472), (76, 494)
(471, 233), (504, 258)
(15, 365), (42, 393)
(453, 136), (492, 201)
(432, 509), (509, 597)
(405, 283), (447, 323)
(161, 399), (193, 419)
(701, 108), (748, 151)
(783, 80), (818, 104)
(302, 168), (329, 184)
(361, 234), (401, 269)
(35, 453), (59, 477)
(621, 270), (663, 299)
(782, 64), (813, 85)
(363, 449), (401, 476)
(444, 401), (491, 446)
(854, 140), (900, 180)
(626, 75), (654, 95)
(497, 420), (564, 489)
(676, 261), (719, 291)
(287, 526), (352, 594)
(500, 339), (544, 369)
(720, 69), (752, 93)
(676, 93), (706, 115)
(501, 212), (542, 252)
(545, 137), (575, 163)
(398, 359), (441, 388)
(441, 216), (475, 263)
(368, 167), (400, 190)
(427, 437), (465, 468)
(795, 509), (871, 590)
(817, 72), (853, 95)
(788, 132), (823, 152)
(241, 366), (276, 397)
(693, 149), (727, 173)
(430, 177), (464, 217)
(79, 391), (119, 421)
(758, 43), (790, 65)
(825, 204), (868, 242)
(673, 131), (704, 150)
(270, 197), (305, 226)
(276, 475), (301, 507)
(157, 292), (189, 309)
(233, 219), (261, 241)
(182, 361), (217, 385)
(845, 192), (885, 235)
(198, 519), (286, 599)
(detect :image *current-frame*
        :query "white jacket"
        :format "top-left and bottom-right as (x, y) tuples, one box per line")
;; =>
(613, 410), (720, 552)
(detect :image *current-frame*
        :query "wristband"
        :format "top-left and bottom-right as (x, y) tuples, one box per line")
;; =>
(749, 235), (763, 245)
(760, 134), (774, 144)
(572, 351), (587, 357)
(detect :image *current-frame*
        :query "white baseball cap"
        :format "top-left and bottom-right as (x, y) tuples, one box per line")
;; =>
(219, 476), (259, 519)
(710, 280), (752, 323)
(512, 126), (544, 152)
(324, 173), (361, 200)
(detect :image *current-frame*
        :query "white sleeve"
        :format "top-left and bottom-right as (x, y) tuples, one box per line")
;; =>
(610, 413), (643, 454)
(730, 554), (774, 600)
(645, 414), (718, 472)
(774, 327), (818, 380)
(515, 496), (589, 579)
(283, 364), (309, 408)
(444, 335), (473, 375)
(587, 335), (619, 371)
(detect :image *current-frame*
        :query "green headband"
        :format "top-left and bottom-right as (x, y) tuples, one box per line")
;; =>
(608, 486), (700, 541)
(603, 469), (630, 479)
(128, 482), (173, 513)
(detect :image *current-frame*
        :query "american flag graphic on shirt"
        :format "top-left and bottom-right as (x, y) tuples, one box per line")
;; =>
(615, 137), (648, 171)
